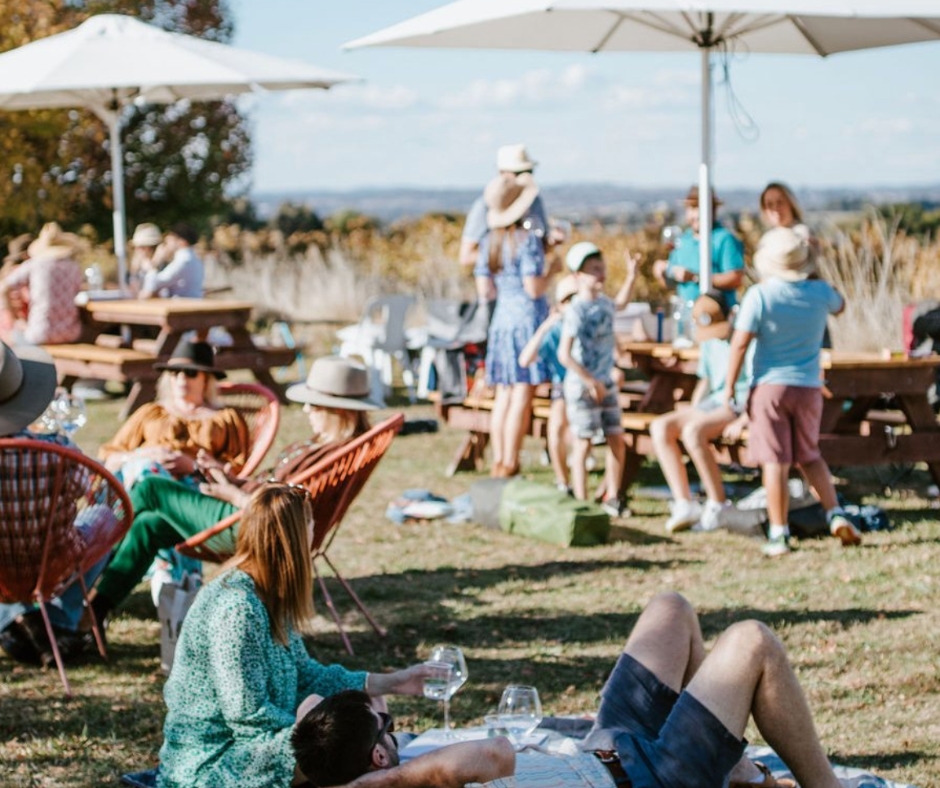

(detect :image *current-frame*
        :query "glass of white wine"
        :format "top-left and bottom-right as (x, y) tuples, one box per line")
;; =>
(497, 685), (543, 747)
(52, 390), (87, 437)
(423, 645), (468, 733)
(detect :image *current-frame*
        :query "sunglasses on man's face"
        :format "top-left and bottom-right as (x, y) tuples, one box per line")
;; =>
(171, 368), (201, 379)
(371, 711), (395, 750)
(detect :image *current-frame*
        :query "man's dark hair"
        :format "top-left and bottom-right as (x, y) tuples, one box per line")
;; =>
(169, 222), (199, 246)
(292, 690), (378, 786)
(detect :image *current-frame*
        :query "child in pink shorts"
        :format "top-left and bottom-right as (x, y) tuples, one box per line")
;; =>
(723, 227), (861, 557)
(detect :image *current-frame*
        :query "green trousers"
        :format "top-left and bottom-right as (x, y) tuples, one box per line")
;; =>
(95, 476), (238, 607)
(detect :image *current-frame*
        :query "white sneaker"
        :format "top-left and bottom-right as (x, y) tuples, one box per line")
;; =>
(665, 499), (702, 533)
(695, 499), (733, 532)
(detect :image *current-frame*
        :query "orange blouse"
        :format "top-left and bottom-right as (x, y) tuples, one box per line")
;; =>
(99, 402), (250, 472)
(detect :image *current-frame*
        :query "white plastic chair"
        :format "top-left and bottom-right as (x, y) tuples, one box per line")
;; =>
(336, 295), (417, 405)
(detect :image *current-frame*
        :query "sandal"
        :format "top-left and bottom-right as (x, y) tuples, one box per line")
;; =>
(728, 761), (797, 788)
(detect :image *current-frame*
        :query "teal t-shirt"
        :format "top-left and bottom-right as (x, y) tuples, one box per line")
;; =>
(667, 226), (744, 306)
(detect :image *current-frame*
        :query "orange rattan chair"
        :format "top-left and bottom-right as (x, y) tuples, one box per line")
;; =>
(216, 381), (281, 479)
(0, 438), (133, 696)
(176, 413), (405, 654)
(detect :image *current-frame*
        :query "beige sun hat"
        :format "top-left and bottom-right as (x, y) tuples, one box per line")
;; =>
(0, 341), (58, 437)
(132, 223), (162, 247)
(496, 144), (537, 174)
(484, 172), (540, 230)
(286, 356), (378, 411)
(26, 222), (84, 261)
(754, 226), (814, 282)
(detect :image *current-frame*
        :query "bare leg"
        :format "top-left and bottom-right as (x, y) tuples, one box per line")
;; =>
(681, 407), (735, 503)
(686, 621), (841, 788)
(650, 411), (693, 501)
(798, 457), (839, 510)
(570, 437), (592, 500)
(763, 462), (791, 527)
(547, 398), (569, 488)
(603, 433), (626, 505)
(503, 384), (534, 472)
(489, 385), (511, 471)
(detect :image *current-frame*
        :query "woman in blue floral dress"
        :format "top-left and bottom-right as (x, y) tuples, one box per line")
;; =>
(157, 484), (431, 788)
(474, 173), (552, 477)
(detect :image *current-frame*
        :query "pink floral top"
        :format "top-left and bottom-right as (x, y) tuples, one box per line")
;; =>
(3, 255), (83, 344)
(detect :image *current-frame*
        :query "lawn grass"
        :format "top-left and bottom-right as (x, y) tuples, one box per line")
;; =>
(2, 395), (938, 786)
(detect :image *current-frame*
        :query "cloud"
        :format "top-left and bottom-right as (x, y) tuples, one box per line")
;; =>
(844, 117), (913, 136)
(437, 63), (595, 110)
(272, 82), (421, 112)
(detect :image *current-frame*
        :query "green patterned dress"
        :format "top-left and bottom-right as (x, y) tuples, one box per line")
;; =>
(157, 569), (367, 788)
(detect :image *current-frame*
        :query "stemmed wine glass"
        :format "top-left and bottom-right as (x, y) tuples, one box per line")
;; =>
(423, 644), (468, 733)
(497, 685), (543, 746)
(52, 390), (87, 437)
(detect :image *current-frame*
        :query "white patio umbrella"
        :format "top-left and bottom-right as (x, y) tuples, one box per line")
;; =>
(346, 0), (940, 290)
(0, 14), (358, 288)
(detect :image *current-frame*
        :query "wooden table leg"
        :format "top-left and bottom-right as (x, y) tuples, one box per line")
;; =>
(446, 432), (488, 476)
(120, 379), (157, 419)
(896, 393), (940, 487)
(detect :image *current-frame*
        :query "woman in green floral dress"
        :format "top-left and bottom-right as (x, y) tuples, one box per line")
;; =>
(157, 485), (430, 788)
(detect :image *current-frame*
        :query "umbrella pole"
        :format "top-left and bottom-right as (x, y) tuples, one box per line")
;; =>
(698, 46), (713, 294)
(107, 114), (129, 292)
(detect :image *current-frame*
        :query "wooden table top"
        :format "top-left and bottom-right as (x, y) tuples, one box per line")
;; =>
(82, 297), (255, 318)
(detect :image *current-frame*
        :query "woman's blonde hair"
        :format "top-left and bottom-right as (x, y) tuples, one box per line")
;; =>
(228, 484), (315, 645)
(310, 406), (371, 444)
(760, 182), (804, 224)
(486, 226), (520, 275)
(155, 369), (218, 408)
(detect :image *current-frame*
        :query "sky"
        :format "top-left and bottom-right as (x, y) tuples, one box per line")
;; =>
(229, 0), (940, 195)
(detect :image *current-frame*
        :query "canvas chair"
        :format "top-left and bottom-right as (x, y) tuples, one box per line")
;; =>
(0, 438), (133, 697)
(337, 295), (417, 405)
(175, 413), (405, 654)
(216, 381), (281, 479)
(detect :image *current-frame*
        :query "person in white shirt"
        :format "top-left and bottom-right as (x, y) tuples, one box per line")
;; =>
(139, 223), (204, 299)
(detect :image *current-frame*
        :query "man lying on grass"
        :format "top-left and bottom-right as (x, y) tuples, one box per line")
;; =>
(292, 592), (843, 788)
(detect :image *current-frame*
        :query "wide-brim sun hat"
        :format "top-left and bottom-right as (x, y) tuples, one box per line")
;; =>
(754, 226), (814, 282)
(0, 341), (58, 437)
(565, 241), (602, 272)
(153, 339), (227, 379)
(496, 143), (537, 174)
(691, 290), (731, 342)
(485, 172), (540, 230)
(27, 222), (84, 261)
(286, 356), (379, 411)
(132, 223), (162, 247)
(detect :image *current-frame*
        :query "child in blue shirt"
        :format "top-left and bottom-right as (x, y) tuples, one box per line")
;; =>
(724, 227), (861, 557)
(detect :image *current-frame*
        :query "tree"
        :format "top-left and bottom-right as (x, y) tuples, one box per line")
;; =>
(0, 0), (251, 243)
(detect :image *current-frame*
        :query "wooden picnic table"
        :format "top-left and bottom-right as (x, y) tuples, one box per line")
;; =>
(64, 298), (294, 416)
(619, 340), (940, 487)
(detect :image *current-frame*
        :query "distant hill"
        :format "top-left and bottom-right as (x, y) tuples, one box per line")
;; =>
(254, 183), (940, 225)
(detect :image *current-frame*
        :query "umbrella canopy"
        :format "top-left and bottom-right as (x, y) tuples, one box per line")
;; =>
(0, 14), (358, 286)
(346, 0), (940, 288)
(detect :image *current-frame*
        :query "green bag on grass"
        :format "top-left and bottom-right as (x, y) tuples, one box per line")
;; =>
(497, 479), (610, 547)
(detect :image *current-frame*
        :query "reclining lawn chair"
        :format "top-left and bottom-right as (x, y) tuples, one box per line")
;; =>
(175, 413), (405, 654)
(0, 438), (133, 696)
(216, 381), (281, 478)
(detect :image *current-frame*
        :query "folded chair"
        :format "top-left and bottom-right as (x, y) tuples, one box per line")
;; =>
(0, 438), (133, 697)
(176, 413), (405, 654)
(216, 381), (281, 478)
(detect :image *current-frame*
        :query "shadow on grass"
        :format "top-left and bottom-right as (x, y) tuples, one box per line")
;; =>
(833, 750), (932, 773)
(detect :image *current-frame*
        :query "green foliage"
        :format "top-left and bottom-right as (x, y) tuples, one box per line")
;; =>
(877, 202), (940, 239)
(0, 0), (250, 243)
(271, 201), (324, 235)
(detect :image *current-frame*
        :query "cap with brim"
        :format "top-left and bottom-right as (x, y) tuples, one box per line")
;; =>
(286, 356), (378, 411)
(691, 291), (731, 342)
(153, 339), (226, 379)
(0, 342), (58, 436)
(565, 241), (602, 272)
(485, 172), (540, 230)
(754, 227), (813, 282)
(555, 274), (579, 304)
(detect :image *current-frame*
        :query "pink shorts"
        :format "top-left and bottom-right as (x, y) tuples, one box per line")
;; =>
(746, 384), (823, 465)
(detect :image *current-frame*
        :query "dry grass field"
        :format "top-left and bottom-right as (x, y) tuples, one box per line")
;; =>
(1, 394), (938, 787)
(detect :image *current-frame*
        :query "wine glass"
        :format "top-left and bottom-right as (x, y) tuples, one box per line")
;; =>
(52, 390), (87, 437)
(423, 645), (468, 733)
(497, 685), (543, 746)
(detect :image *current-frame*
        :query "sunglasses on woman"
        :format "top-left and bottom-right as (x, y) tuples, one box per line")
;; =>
(170, 368), (201, 379)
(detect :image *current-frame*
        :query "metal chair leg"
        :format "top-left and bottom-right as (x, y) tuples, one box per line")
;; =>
(312, 561), (355, 655)
(319, 554), (387, 638)
(36, 598), (72, 698)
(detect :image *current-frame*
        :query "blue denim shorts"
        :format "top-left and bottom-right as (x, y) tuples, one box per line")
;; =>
(566, 388), (623, 439)
(582, 654), (746, 788)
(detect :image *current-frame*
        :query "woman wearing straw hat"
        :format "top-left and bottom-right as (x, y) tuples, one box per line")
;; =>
(0, 222), (85, 345)
(84, 356), (379, 630)
(473, 172), (553, 477)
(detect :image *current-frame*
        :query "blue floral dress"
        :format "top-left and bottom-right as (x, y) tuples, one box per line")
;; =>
(157, 569), (366, 788)
(475, 231), (549, 386)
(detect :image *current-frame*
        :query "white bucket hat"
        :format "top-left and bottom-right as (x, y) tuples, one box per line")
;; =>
(754, 227), (814, 282)
(286, 356), (379, 411)
(496, 144), (537, 173)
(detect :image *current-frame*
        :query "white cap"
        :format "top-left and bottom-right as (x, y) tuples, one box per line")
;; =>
(565, 241), (601, 272)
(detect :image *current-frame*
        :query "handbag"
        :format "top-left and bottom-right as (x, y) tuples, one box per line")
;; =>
(158, 572), (202, 675)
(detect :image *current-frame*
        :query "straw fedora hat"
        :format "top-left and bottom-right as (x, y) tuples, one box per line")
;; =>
(754, 227), (814, 282)
(132, 223), (162, 247)
(496, 143), (537, 174)
(286, 356), (379, 411)
(485, 172), (540, 230)
(27, 222), (84, 261)
(0, 341), (58, 437)
(153, 339), (227, 379)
